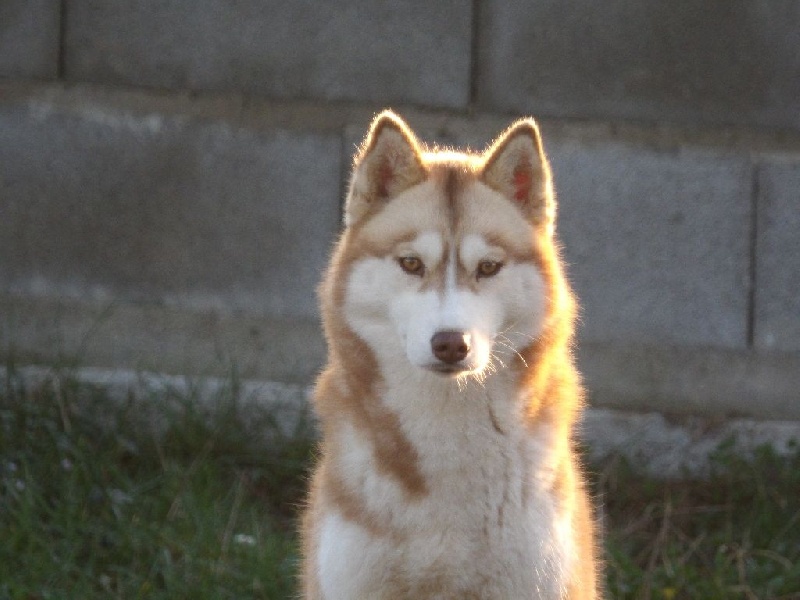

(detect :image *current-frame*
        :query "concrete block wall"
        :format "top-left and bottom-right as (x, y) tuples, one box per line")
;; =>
(63, 1), (472, 109)
(2, 1), (799, 421)
(478, 0), (800, 130)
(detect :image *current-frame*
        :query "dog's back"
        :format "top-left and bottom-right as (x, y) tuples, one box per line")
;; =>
(300, 111), (599, 599)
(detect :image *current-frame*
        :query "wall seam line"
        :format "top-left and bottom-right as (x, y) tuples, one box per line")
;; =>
(468, 0), (482, 111)
(746, 160), (760, 349)
(57, 0), (68, 80)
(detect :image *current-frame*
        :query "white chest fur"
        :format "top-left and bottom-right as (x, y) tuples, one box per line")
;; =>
(317, 376), (575, 599)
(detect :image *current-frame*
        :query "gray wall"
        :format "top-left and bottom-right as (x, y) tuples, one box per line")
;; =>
(1, 1), (799, 420)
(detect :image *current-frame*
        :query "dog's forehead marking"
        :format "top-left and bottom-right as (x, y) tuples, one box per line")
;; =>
(354, 165), (537, 272)
(445, 244), (458, 292)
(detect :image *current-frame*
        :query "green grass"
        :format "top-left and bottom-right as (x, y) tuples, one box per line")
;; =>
(0, 368), (312, 599)
(1, 367), (799, 599)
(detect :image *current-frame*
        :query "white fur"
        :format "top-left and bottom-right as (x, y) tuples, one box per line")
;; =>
(318, 513), (385, 598)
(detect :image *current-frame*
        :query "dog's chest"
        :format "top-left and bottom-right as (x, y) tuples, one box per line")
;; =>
(320, 392), (570, 598)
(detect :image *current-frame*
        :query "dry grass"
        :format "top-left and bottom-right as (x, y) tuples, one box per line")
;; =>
(595, 446), (800, 599)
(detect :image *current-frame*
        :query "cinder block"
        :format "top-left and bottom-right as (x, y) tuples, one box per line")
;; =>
(547, 140), (752, 348)
(755, 161), (800, 352)
(0, 0), (60, 78)
(1, 295), (326, 383)
(583, 406), (800, 478)
(0, 101), (342, 319)
(579, 341), (800, 420)
(64, 0), (471, 109)
(478, 0), (800, 130)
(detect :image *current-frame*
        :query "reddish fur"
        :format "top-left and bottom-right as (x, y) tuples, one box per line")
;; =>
(300, 111), (600, 599)
(513, 164), (532, 202)
(376, 160), (394, 199)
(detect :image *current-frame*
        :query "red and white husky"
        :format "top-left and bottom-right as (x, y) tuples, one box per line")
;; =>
(300, 111), (599, 599)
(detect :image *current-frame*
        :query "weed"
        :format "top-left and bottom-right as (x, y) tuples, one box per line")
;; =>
(596, 445), (800, 599)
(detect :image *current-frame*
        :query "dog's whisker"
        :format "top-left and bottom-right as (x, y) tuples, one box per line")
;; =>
(493, 338), (530, 369)
(489, 352), (507, 370)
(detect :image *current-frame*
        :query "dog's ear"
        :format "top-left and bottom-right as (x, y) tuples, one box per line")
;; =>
(481, 119), (554, 232)
(345, 111), (426, 227)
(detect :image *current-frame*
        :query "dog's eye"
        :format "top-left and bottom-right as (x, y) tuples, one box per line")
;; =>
(398, 256), (425, 276)
(477, 260), (503, 279)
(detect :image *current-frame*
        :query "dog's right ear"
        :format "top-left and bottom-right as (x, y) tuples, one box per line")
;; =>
(344, 111), (426, 227)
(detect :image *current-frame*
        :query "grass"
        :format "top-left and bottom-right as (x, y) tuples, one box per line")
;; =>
(1, 366), (799, 599)
(597, 447), (800, 599)
(0, 367), (312, 599)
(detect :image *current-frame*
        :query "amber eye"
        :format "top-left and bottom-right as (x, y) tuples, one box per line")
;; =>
(398, 256), (424, 276)
(477, 260), (503, 279)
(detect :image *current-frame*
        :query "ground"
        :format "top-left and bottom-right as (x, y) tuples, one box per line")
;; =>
(1, 367), (798, 599)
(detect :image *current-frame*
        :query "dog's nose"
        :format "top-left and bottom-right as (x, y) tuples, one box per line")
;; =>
(431, 330), (471, 364)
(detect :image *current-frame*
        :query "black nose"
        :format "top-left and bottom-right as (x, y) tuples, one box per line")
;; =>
(430, 330), (471, 364)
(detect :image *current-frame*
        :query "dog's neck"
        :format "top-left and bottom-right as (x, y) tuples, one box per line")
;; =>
(369, 360), (563, 497)
(376, 360), (529, 431)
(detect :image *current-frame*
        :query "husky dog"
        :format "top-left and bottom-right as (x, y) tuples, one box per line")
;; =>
(300, 111), (599, 599)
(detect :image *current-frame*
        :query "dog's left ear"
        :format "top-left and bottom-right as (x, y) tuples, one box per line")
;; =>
(481, 119), (554, 232)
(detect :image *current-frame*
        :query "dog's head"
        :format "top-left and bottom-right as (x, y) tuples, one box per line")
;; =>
(323, 111), (568, 384)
